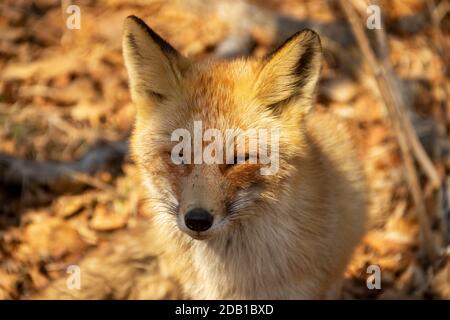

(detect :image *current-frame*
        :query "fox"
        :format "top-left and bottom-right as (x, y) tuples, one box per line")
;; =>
(36, 15), (366, 300)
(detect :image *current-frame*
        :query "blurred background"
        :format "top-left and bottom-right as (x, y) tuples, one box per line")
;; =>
(0, 0), (449, 299)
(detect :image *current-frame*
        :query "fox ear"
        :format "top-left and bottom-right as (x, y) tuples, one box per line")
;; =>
(123, 16), (188, 107)
(254, 29), (322, 114)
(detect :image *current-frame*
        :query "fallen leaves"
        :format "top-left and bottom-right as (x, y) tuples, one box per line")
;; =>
(20, 216), (87, 260)
(89, 203), (129, 231)
(432, 256), (450, 299)
(0, 0), (449, 300)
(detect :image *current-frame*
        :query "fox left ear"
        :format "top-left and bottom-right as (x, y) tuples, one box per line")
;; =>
(254, 29), (322, 114)
(122, 16), (189, 111)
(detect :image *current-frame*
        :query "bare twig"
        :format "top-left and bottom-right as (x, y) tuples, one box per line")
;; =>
(372, 9), (441, 189)
(426, 0), (449, 129)
(338, 0), (439, 262)
(0, 140), (127, 195)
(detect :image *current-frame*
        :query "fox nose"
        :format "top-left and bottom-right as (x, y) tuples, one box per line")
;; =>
(184, 208), (213, 232)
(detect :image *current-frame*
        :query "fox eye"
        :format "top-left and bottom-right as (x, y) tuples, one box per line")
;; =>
(166, 150), (185, 165)
(235, 153), (251, 164)
(221, 153), (251, 172)
(167, 150), (184, 157)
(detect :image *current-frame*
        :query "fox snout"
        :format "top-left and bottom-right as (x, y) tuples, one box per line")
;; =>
(184, 208), (214, 232)
(179, 203), (221, 240)
(176, 165), (226, 239)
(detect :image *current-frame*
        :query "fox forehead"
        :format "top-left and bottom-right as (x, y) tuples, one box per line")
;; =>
(184, 59), (257, 98)
(159, 60), (276, 131)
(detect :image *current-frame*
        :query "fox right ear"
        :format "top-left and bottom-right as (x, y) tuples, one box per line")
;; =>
(123, 16), (189, 108)
(253, 29), (322, 115)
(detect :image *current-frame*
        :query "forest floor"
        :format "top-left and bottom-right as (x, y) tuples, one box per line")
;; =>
(0, 0), (449, 299)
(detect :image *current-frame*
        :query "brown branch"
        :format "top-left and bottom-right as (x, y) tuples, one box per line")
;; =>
(338, 0), (439, 262)
(372, 13), (441, 190)
(0, 140), (127, 196)
(426, 0), (449, 129)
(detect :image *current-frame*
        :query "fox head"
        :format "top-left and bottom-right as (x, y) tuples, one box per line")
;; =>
(123, 16), (322, 240)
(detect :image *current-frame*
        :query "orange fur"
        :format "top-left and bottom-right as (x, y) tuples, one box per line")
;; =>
(124, 16), (367, 299)
(37, 16), (366, 300)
